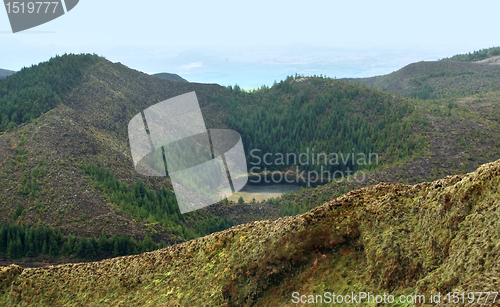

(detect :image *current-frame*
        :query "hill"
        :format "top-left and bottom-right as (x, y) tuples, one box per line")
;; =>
(0, 69), (15, 79)
(440, 46), (500, 62)
(1, 53), (500, 267)
(345, 59), (500, 99)
(151, 72), (188, 82)
(0, 55), (427, 247)
(0, 54), (243, 256)
(218, 76), (425, 174)
(2, 158), (500, 306)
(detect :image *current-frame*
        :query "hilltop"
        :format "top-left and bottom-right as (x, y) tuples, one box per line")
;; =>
(345, 60), (500, 99)
(1, 157), (499, 306)
(0, 54), (239, 253)
(151, 72), (188, 82)
(0, 69), (15, 79)
(344, 48), (500, 100)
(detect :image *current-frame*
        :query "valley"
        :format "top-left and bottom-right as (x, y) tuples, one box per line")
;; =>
(1, 47), (500, 306)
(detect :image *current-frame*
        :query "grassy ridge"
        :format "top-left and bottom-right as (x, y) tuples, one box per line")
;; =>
(2, 158), (500, 306)
(346, 60), (500, 99)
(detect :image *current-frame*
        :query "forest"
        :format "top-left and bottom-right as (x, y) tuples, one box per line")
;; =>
(441, 46), (500, 62)
(0, 222), (164, 260)
(216, 75), (425, 174)
(0, 53), (100, 132)
(0, 162), (234, 262)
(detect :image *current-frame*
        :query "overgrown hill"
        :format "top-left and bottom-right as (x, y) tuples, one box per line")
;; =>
(0, 69), (15, 80)
(0, 54), (240, 253)
(285, 50), (500, 216)
(2, 158), (500, 306)
(217, 76), (425, 174)
(0, 55), (428, 251)
(441, 46), (500, 62)
(2, 52), (500, 267)
(221, 73), (500, 218)
(151, 72), (188, 82)
(275, 88), (500, 216)
(345, 58), (500, 99)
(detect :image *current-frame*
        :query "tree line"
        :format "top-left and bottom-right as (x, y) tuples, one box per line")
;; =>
(81, 164), (233, 241)
(0, 223), (164, 260)
(216, 75), (424, 174)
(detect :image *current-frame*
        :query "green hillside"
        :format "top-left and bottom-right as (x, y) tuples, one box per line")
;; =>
(0, 55), (240, 263)
(0, 54), (99, 132)
(1, 52), (500, 269)
(441, 46), (500, 62)
(217, 76), (424, 175)
(346, 59), (500, 99)
(2, 158), (500, 306)
(273, 86), (500, 216)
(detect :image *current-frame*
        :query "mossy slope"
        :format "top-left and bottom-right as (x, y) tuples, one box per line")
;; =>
(1, 158), (499, 306)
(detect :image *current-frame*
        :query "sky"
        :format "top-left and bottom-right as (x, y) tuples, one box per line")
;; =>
(1, 0), (499, 88)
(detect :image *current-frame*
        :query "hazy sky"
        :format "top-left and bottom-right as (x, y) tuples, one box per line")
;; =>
(1, 0), (499, 88)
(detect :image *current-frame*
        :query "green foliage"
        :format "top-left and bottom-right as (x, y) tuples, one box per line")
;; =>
(80, 164), (233, 241)
(442, 47), (500, 62)
(217, 76), (423, 174)
(237, 196), (244, 204)
(0, 53), (100, 132)
(16, 168), (43, 198)
(0, 222), (167, 260)
(279, 201), (301, 216)
(10, 203), (24, 220)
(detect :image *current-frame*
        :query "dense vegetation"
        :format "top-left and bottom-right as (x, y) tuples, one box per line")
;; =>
(0, 223), (165, 260)
(3, 159), (500, 306)
(81, 164), (233, 241)
(441, 46), (500, 62)
(0, 54), (100, 132)
(216, 75), (425, 175)
(1, 51), (500, 273)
